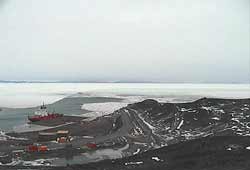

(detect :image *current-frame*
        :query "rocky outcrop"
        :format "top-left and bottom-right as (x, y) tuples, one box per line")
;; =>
(127, 98), (250, 141)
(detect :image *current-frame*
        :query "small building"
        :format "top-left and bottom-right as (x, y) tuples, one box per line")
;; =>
(86, 143), (97, 149)
(27, 145), (39, 152)
(38, 145), (48, 152)
(27, 145), (48, 152)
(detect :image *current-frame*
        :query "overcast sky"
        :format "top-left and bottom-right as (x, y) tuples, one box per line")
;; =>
(0, 0), (249, 83)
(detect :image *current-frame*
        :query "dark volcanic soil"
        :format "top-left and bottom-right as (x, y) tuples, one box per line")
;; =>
(0, 97), (250, 170)
(1, 136), (250, 170)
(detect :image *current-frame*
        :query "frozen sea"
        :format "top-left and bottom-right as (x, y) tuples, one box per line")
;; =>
(0, 83), (249, 131)
(0, 83), (249, 108)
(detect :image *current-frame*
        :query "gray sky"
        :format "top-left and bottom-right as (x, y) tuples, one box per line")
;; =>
(0, 0), (249, 83)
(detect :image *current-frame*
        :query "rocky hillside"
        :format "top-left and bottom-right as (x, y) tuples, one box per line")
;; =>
(126, 98), (250, 142)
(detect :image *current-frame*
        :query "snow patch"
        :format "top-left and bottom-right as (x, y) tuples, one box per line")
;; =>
(81, 102), (129, 120)
(5, 158), (54, 166)
(211, 117), (220, 120)
(0, 130), (27, 141)
(201, 106), (211, 111)
(152, 156), (163, 162)
(134, 142), (148, 146)
(177, 120), (184, 129)
(138, 114), (156, 131)
(133, 149), (140, 155)
(231, 118), (240, 123)
(132, 126), (143, 136)
(81, 112), (105, 121)
(125, 161), (143, 165)
(82, 136), (94, 139)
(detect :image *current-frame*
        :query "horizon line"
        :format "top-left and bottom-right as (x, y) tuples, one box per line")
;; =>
(0, 80), (249, 84)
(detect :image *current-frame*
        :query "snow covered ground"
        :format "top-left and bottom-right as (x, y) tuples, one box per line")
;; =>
(0, 130), (27, 141)
(80, 94), (202, 120)
(81, 102), (129, 114)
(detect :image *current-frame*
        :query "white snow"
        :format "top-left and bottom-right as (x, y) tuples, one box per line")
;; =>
(5, 160), (22, 166)
(133, 126), (143, 136)
(82, 102), (129, 114)
(138, 114), (156, 130)
(134, 142), (148, 146)
(177, 120), (184, 129)
(231, 118), (240, 123)
(81, 102), (131, 120)
(81, 112), (105, 121)
(13, 122), (75, 133)
(125, 161), (143, 165)
(5, 158), (54, 166)
(22, 159), (52, 166)
(241, 107), (249, 111)
(211, 117), (220, 120)
(0, 83), (249, 108)
(231, 126), (238, 129)
(201, 106), (211, 111)
(216, 109), (225, 113)
(181, 108), (196, 112)
(133, 149), (140, 155)
(0, 131), (6, 141)
(0, 130), (27, 141)
(82, 136), (94, 139)
(202, 106), (225, 114)
(165, 126), (170, 130)
(152, 156), (163, 162)
(13, 124), (52, 133)
(157, 112), (164, 116)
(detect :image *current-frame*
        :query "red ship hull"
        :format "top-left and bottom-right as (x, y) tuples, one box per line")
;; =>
(28, 113), (63, 122)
